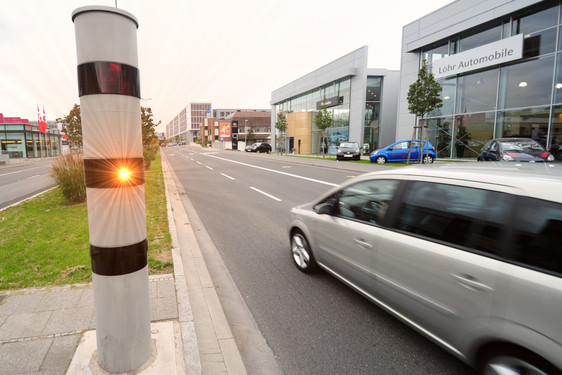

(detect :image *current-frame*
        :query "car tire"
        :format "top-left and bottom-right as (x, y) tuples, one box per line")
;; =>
(291, 230), (318, 273)
(375, 156), (387, 164)
(423, 155), (434, 164)
(479, 347), (560, 375)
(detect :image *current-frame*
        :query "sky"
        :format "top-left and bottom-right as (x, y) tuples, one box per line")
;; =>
(1, 0), (452, 133)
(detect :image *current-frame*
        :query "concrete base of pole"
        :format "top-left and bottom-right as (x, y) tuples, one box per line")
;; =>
(66, 321), (185, 374)
(92, 267), (151, 372)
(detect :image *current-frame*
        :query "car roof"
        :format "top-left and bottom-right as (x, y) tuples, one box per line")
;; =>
(345, 162), (562, 204)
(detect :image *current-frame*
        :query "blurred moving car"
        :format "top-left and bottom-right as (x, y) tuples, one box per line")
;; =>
(289, 163), (562, 375)
(245, 142), (272, 153)
(336, 142), (361, 160)
(370, 140), (436, 164)
(477, 138), (555, 162)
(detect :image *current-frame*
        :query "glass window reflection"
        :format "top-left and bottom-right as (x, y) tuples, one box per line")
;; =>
(457, 69), (499, 113)
(500, 56), (554, 109)
(459, 24), (502, 52)
(453, 112), (495, 158)
(512, 4), (558, 36)
(497, 106), (550, 145)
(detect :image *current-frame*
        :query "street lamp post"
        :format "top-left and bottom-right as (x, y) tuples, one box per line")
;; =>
(244, 119), (248, 145)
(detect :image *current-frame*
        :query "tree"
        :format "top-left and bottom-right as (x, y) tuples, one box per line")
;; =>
(57, 104), (82, 151)
(314, 102), (333, 157)
(407, 59), (443, 163)
(141, 106), (160, 148)
(275, 112), (287, 154)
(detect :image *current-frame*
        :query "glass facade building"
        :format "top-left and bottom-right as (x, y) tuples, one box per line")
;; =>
(0, 115), (61, 160)
(271, 46), (399, 155)
(399, 0), (562, 160)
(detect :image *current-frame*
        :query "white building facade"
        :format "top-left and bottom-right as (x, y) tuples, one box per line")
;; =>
(398, 0), (562, 160)
(271, 46), (400, 155)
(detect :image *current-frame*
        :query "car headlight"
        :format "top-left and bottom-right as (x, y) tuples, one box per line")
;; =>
(502, 154), (514, 161)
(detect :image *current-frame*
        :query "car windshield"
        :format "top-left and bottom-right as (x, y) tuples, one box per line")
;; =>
(340, 142), (357, 148)
(501, 140), (544, 152)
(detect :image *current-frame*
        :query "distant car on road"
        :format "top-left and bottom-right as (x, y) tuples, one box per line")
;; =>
(477, 137), (555, 162)
(245, 142), (272, 153)
(370, 140), (436, 164)
(336, 142), (361, 160)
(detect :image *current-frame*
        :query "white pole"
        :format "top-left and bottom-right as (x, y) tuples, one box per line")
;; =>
(72, 6), (151, 373)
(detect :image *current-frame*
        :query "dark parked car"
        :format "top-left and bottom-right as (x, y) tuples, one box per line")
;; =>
(370, 140), (436, 164)
(245, 142), (272, 153)
(477, 138), (555, 162)
(336, 142), (361, 160)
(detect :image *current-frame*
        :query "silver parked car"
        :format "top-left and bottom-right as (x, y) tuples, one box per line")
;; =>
(289, 163), (562, 375)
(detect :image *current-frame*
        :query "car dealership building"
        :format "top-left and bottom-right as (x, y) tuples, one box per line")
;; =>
(398, 0), (562, 160)
(270, 46), (400, 155)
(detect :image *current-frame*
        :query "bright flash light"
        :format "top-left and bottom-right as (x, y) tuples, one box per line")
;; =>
(118, 168), (132, 181)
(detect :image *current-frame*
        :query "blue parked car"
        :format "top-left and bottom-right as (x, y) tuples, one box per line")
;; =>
(370, 140), (436, 164)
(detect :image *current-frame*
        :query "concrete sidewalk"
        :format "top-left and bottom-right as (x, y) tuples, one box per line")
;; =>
(0, 153), (247, 374)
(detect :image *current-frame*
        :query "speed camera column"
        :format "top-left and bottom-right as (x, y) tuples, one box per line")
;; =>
(72, 6), (151, 373)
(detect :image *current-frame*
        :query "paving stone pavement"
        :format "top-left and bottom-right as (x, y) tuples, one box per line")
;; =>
(0, 275), (177, 375)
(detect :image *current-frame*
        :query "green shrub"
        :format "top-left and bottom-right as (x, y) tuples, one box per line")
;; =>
(50, 153), (86, 205)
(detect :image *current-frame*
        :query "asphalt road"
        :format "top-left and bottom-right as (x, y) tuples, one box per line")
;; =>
(0, 158), (56, 210)
(164, 146), (475, 375)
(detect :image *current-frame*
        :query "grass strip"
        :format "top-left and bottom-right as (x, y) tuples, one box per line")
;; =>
(0, 152), (172, 289)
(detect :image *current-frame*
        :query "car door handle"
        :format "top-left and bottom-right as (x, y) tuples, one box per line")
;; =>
(354, 238), (372, 249)
(451, 273), (493, 292)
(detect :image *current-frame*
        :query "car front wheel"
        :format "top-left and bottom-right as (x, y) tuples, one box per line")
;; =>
(375, 156), (387, 164)
(291, 230), (318, 273)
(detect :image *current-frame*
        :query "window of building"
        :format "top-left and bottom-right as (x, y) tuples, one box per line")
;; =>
(459, 23), (502, 52)
(456, 68), (499, 113)
(512, 3), (559, 36)
(431, 77), (456, 117)
(454, 112), (495, 158)
(497, 106), (550, 143)
(422, 43), (449, 65)
(499, 56), (554, 109)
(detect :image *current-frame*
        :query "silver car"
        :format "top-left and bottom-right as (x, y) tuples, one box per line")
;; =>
(289, 163), (562, 375)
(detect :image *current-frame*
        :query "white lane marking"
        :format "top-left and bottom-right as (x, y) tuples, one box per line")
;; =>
(250, 187), (281, 202)
(26, 175), (41, 179)
(0, 167), (41, 177)
(196, 161), (202, 165)
(206, 166), (214, 170)
(221, 173), (235, 180)
(207, 155), (338, 187)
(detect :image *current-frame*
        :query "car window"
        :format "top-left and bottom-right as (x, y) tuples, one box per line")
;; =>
(334, 179), (399, 224)
(510, 197), (562, 275)
(391, 181), (512, 256)
(393, 142), (409, 150)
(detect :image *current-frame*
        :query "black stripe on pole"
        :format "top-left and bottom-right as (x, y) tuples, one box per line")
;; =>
(84, 158), (144, 188)
(77, 61), (141, 98)
(90, 239), (148, 276)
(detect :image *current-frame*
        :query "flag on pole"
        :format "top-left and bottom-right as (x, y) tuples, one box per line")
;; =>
(37, 104), (47, 133)
(42, 106), (47, 133)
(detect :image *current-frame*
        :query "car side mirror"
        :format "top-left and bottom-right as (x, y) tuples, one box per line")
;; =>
(315, 202), (335, 215)
(387, 147), (393, 151)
